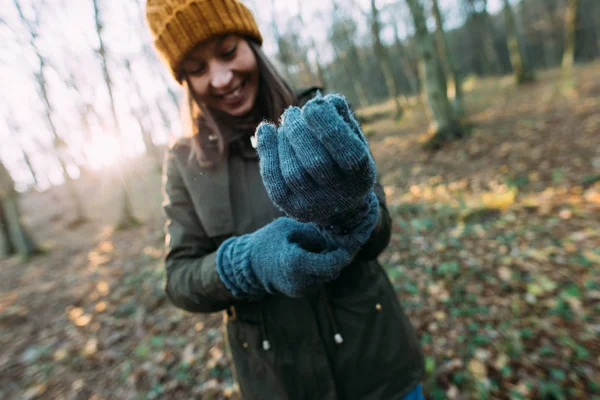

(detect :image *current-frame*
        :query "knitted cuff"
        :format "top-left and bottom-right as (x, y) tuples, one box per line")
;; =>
(216, 235), (265, 299)
(317, 190), (380, 251)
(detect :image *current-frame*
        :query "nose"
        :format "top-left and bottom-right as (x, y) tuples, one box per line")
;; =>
(210, 62), (233, 90)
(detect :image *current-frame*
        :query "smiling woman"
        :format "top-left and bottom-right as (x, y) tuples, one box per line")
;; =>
(145, 0), (425, 399)
(178, 36), (295, 167)
(181, 36), (260, 117)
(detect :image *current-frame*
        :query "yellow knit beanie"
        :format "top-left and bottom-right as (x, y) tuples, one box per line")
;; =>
(146, 0), (263, 83)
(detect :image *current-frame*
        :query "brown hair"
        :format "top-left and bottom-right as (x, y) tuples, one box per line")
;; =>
(181, 39), (296, 167)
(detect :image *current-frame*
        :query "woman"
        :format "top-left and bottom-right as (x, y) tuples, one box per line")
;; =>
(146, 0), (424, 399)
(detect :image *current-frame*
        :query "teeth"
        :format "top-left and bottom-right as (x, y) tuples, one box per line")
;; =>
(223, 85), (242, 100)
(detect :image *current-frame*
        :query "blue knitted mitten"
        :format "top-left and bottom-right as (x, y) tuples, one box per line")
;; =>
(216, 217), (354, 298)
(256, 93), (379, 250)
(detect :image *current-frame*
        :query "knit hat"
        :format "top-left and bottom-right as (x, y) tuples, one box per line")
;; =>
(146, 0), (263, 83)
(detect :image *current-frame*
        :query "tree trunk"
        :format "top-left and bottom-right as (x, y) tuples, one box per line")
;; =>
(431, 0), (465, 118)
(124, 60), (161, 168)
(351, 66), (370, 107)
(562, 0), (580, 70)
(406, 0), (462, 148)
(298, 46), (316, 87)
(156, 98), (175, 141)
(7, 117), (40, 188)
(393, 26), (419, 95)
(93, 0), (140, 229)
(116, 186), (138, 230)
(370, 0), (402, 118)
(0, 199), (15, 258)
(137, 115), (160, 167)
(270, 0), (297, 85)
(463, 0), (502, 76)
(330, 0), (370, 107)
(296, 0), (326, 88)
(332, 45), (370, 107)
(57, 154), (86, 225)
(380, 58), (403, 118)
(13, 0), (86, 225)
(541, 0), (560, 67)
(345, 46), (370, 107)
(502, 0), (535, 84)
(480, 10), (501, 75)
(392, 23), (426, 112)
(1, 197), (41, 259)
(581, 1), (599, 61)
(312, 51), (327, 89)
(0, 162), (41, 259)
(19, 146), (39, 189)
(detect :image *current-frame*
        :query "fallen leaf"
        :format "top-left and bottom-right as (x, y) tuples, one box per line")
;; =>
(83, 338), (98, 356)
(475, 349), (491, 361)
(495, 353), (509, 369)
(95, 301), (107, 312)
(565, 297), (584, 315)
(583, 250), (600, 264)
(468, 358), (488, 379)
(434, 311), (446, 321)
(182, 343), (195, 365)
(428, 282), (450, 301)
(22, 384), (47, 400)
(481, 189), (516, 210)
(563, 243), (577, 253)
(446, 385), (459, 399)
(559, 209), (573, 219)
(498, 266), (512, 282)
(53, 348), (68, 361)
(74, 314), (92, 327)
(68, 307), (84, 320)
(72, 379), (84, 392)
(97, 281), (110, 296)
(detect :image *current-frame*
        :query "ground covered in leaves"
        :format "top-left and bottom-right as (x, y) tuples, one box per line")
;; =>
(1, 64), (599, 399)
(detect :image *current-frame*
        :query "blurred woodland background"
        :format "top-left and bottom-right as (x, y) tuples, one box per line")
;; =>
(1, 0), (599, 399)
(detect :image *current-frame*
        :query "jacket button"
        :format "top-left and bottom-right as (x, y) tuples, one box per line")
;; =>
(375, 303), (382, 311)
(243, 342), (249, 349)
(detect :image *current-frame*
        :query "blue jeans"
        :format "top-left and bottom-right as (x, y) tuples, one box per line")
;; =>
(403, 384), (425, 400)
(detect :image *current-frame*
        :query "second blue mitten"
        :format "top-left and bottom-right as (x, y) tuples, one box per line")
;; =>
(216, 217), (353, 298)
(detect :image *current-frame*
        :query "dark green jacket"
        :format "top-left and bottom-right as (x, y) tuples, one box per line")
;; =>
(161, 89), (424, 399)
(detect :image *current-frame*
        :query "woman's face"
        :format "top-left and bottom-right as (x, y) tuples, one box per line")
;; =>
(181, 36), (260, 117)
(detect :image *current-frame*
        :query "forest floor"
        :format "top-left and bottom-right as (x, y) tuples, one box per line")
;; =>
(1, 63), (599, 400)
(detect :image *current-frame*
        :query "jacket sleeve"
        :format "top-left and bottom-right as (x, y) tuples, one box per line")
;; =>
(162, 150), (238, 313)
(354, 180), (392, 261)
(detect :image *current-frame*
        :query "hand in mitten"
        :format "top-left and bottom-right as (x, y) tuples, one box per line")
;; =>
(256, 93), (379, 250)
(216, 217), (353, 298)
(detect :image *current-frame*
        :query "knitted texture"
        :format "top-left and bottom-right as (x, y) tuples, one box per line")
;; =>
(256, 93), (378, 250)
(145, 0), (262, 83)
(317, 189), (379, 250)
(216, 218), (353, 298)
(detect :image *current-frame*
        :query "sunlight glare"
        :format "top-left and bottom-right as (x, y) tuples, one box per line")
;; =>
(86, 135), (122, 169)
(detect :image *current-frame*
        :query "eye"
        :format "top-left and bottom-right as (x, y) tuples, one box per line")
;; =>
(185, 62), (206, 76)
(222, 45), (237, 59)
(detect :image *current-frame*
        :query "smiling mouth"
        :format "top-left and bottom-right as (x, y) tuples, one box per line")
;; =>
(220, 81), (246, 101)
